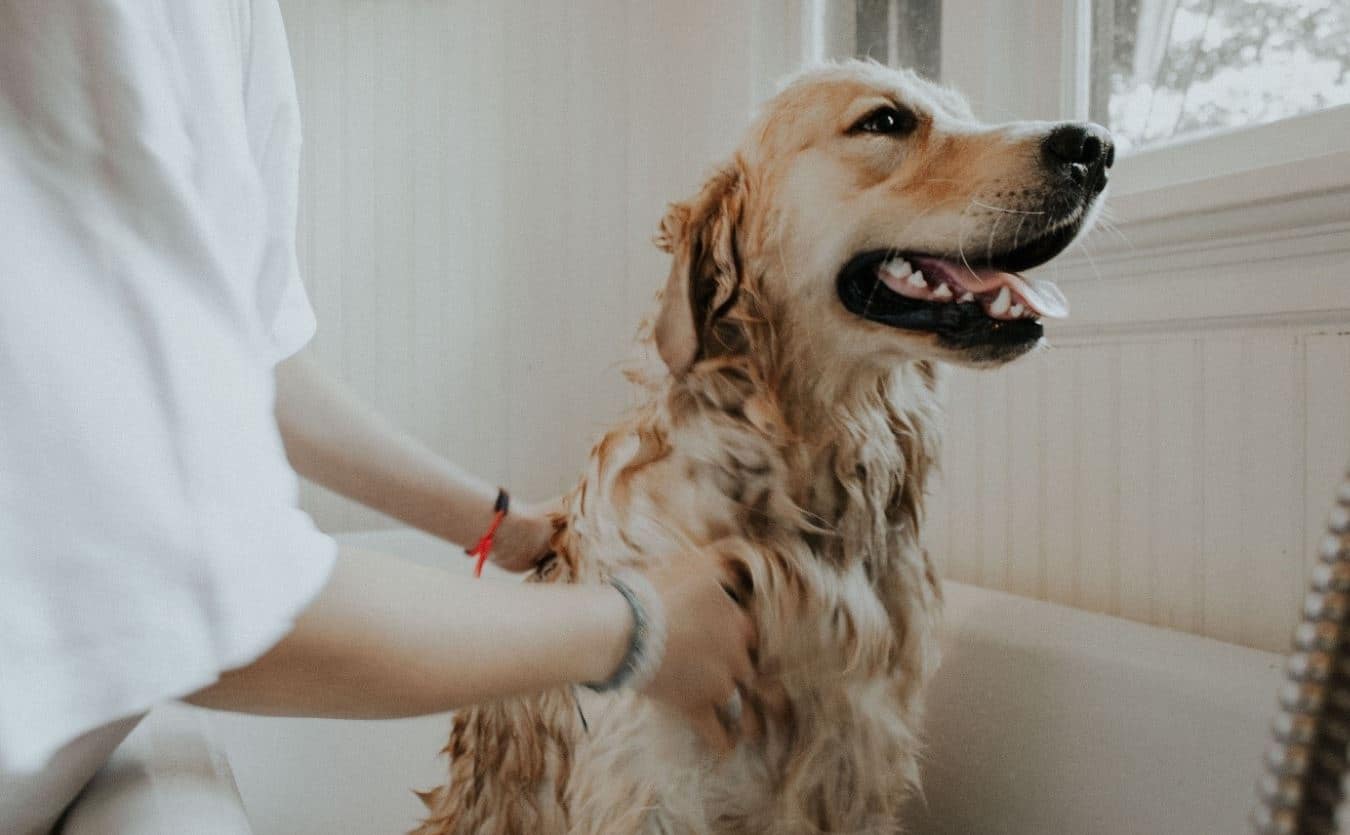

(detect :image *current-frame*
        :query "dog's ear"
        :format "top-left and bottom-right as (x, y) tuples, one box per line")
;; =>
(653, 160), (746, 376)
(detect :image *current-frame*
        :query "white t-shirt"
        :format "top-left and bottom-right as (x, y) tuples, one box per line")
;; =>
(0, 0), (336, 774)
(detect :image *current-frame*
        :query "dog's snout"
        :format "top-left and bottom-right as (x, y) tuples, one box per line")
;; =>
(1041, 122), (1114, 192)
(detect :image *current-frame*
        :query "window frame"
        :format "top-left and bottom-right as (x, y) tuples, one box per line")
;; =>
(1054, 0), (1350, 223)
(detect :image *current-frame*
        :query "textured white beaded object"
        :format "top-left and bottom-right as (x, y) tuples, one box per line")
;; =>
(1254, 465), (1350, 835)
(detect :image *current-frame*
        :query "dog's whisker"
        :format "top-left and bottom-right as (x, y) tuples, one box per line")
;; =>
(860, 273), (885, 319)
(862, 243), (912, 319)
(859, 204), (947, 321)
(970, 199), (1046, 215)
(1095, 215), (1131, 247)
(956, 202), (977, 278)
(984, 206), (1006, 265)
(1070, 236), (1105, 284)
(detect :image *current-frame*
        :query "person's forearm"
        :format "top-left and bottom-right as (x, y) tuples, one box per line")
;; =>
(273, 353), (505, 547)
(187, 547), (629, 717)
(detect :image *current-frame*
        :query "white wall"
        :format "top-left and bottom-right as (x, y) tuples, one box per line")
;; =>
(280, 1), (1350, 653)
(279, 0), (760, 530)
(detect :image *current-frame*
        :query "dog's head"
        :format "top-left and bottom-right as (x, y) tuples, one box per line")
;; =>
(654, 61), (1112, 375)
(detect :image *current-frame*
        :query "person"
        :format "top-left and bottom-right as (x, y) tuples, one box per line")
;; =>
(0, 3), (756, 833)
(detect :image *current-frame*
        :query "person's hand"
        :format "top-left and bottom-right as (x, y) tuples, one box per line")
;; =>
(639, 543), (758, 754)
(490, 497), (561, 572)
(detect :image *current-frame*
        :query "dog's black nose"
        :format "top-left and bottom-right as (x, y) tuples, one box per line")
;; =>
(1042, 122), (1114, 192)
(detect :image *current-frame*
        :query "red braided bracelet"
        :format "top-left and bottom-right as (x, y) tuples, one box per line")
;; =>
(465, 488), (510, 578)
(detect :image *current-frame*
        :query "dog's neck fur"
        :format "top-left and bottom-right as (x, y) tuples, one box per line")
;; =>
(702, 294), (945, 703)
(705, 289), (943, 573)
(795, 364), (937, 576)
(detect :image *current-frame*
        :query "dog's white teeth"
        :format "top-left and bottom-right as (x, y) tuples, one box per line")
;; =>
(881, 258), (912, 279)
(958, 291), (975, 304)
(905, 270), (927, 289)
(931, 283), (953, 302)
(1009, 303), (1025, 318)
(989, 286), (1012, 316)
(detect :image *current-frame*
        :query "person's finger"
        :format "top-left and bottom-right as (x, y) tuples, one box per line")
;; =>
(497, 545), (550, 572)
(731, 641), (755, 686)
(715, 690), (745, 749)
(495, 554), (536, 573)
(691, 707), (733, 755)
(740, 612), (759, 655)
(686, 539), (752, 606)
(739, 690), (765, 743)
(757, 678), (791, 723)
(715, 551), (755, 609)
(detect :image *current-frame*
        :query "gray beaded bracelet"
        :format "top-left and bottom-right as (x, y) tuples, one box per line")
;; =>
(584, 570), (667, 693)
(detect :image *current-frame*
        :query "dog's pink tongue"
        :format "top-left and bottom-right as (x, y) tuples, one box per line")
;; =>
(910, 256), (1070, 319)
(1004, 275), (1070, 319)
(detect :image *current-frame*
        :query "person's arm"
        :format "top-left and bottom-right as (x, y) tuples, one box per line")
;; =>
(187, 545), (756, 751)
(273, 354), (551, 570)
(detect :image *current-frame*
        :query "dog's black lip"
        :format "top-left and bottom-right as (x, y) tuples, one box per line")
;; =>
(836, 264), (1043, 347)
(979, 221), (1082, 273)
(833, 221), (1081, 348)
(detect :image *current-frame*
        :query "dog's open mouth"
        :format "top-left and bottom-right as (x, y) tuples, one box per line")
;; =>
(836, 246), (1070, 349)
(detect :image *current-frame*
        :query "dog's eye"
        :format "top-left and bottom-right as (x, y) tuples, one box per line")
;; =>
(851, 106), (918, 136)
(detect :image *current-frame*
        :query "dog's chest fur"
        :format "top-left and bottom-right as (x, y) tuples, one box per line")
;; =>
(545, 356), (945, 833)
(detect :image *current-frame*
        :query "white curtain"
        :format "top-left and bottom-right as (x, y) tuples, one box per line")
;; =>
(1130, 0), (1183, 82)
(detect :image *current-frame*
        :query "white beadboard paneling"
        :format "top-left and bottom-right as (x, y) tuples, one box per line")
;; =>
(1004, 353), (1043, 600)
(1075, 344), (1120, 617)
(1150, 340), (1202, 635)
(942, 372), (980, 585)
(1039, 347), (1077, 607)
(936, 325), (1350, 653)
(1200, 337), (1248, 645)
(975, 368), (1010, 590)
(1115, 340), (1154, 626)
(1238, 335), (1304, 650)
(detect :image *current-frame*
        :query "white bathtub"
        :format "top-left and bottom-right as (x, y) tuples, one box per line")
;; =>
(69, 528), (1284, 834)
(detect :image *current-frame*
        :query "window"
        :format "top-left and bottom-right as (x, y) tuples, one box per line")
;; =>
(811, 0), (942, 81)
(854, 0), (942, 80)
(1090, 0), (1350, 153)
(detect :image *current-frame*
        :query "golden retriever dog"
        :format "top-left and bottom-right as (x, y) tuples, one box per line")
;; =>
(413, 60), (1111, 834)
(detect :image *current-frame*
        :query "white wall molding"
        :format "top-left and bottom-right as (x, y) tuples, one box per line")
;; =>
(1066, 180), (1350, 266)
(1066, 217), (1350, 276)
(1050, 310), (1350, 345)
(1108, 108), (1350, 200)
(1038, 199), (1350, 336)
